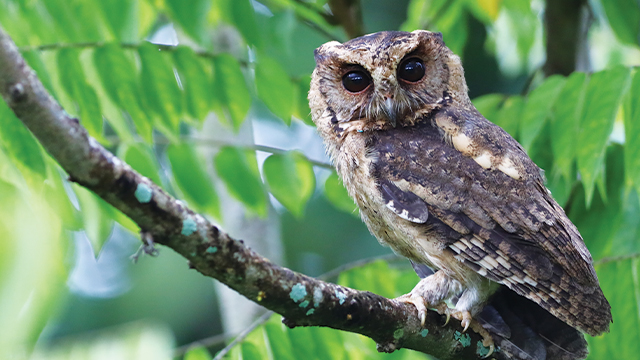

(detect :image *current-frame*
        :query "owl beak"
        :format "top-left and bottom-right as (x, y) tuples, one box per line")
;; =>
(384, 97), (397, 128)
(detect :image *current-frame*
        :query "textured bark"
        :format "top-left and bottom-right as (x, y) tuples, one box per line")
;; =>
(0, 26), (486, 360)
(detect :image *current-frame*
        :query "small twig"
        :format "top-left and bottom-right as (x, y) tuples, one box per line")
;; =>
(173, 334), (230, 357)
(103, 135), (334, 170)
(211, 311), (275, 360)
(595, 252), (640, 266)
(318, 253), (402, 281)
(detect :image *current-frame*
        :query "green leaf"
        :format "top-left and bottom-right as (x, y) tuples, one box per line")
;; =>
(577, 66), (630, 207)
(184, 346), (212, 360)
(264, 320), (296, 360)
(600, 0), (640, 46)
(294, 75), (314, 126)
(213, 54), (251, 131)
(494, 95), (523, 139)
(120, 142), (163, 186)
(29, 322), (175, 360)
(74, 185), (115, 256)
(57, 48), (104, 140)
(337, 260), (401, 299)
(472, 93), (505, 124)
(43, 162), (82, 231)
(167, 143), (221, 220)
(22, 51), (58, 99)
(94, 44), (152, 142)
(256, 55), (295, 124)
(550, 71), (588, 179)
(324, 172), (358, 216)
(0, 183), (66, 358)
(138, 42), (183, 138)
(625, 70), (640, 193)
(165, 0), (211, 45)
(95, 0), (138, 42)
(587, 259), (640, 359)
(214, 146), (268, 217)
(519, 75), (566, 152)
(217, 0), (262, 47)
(241, 342), (264, 360)
(173, 47), (216, 122)
(263, 152), (315, 217)
(0, 101), (46, 180)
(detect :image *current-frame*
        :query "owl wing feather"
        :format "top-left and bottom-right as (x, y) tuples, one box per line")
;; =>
(369, 109), (611, 336)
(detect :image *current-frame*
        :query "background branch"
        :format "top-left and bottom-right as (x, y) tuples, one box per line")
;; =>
(544, 0), (587, 75)
(0, 26), (486, 360)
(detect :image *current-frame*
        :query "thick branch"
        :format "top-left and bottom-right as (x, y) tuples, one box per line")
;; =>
(544, 0), (587, 76)
(0, 26), (486, 360)
(328, 0), (364, 39)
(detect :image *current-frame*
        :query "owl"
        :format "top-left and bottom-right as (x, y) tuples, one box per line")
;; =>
(309, 30), (611, 359)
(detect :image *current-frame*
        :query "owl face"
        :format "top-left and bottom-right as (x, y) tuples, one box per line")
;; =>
(310, 30), (470, 134)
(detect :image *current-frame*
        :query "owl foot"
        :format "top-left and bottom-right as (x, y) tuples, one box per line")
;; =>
(395, 293), (429, 326)
(394, 293), (452, 327)
(450, 310), (494, 358)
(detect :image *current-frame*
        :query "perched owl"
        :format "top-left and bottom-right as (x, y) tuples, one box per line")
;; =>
(309, 30), (611, 360)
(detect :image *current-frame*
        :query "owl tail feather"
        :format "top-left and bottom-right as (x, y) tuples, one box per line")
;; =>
(479, 288), (588, 360)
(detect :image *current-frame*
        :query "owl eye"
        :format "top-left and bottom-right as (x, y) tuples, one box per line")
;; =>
(398, 58), (425, 82)
(342, 71), (371, 93)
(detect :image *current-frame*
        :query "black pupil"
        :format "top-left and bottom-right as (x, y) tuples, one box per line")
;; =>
(342, 71), (370, 93)
(399, 58), (425, 82)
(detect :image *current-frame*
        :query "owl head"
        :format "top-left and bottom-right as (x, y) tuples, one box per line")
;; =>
(309, 30), (470, 144)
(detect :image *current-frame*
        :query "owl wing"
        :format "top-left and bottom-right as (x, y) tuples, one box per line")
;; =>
(369, 108), (611, 336)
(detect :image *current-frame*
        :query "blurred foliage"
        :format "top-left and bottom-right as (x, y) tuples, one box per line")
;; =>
(0, 0), (639, 359)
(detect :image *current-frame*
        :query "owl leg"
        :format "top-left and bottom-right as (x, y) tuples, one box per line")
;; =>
(394, 270), (462, 326)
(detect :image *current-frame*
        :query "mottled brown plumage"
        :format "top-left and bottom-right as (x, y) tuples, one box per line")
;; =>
(309, 30), (611, 359)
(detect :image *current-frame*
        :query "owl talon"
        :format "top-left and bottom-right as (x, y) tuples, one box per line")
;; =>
(432, 302), (451, 326)
(395, 294), (428, 326)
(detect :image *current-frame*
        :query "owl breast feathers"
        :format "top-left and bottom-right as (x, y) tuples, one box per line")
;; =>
(309, 30), (611, 359)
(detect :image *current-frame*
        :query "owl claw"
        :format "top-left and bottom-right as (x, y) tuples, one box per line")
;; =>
(433, 302), (451, 326)
(395, 294), (428, 326)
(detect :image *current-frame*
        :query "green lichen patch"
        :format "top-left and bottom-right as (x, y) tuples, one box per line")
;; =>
(290, 283), (307, 303)
(420, 329), (429, 337)
(306, 309), (315, 316)
(134, 183), (152, 203)
(454, 331), (471, 347)
(477, 341), (491, 357)
(393, 329), (404, 339)
(181, 217), (197, 236)
(206, 246), (218, 254)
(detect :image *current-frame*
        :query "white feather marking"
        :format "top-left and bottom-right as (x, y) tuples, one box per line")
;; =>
(497, 157), (522, 180)
(473, 152), (492, 169)
(496, 256), (511, 269)
(451, 133), (472, 153)
(523, 276), (538, 287)
(479, 258), (495, 270)
(470, 237), (483, 248)
(483, 256), (500, 269)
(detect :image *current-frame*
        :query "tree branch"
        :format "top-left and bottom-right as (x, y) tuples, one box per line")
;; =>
(328, 0), (364, 39)
(0, 26), (487, 360)
(544, 0), (587, 76)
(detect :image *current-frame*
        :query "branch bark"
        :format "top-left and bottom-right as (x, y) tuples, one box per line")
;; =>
(0, 26), (486, 360)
